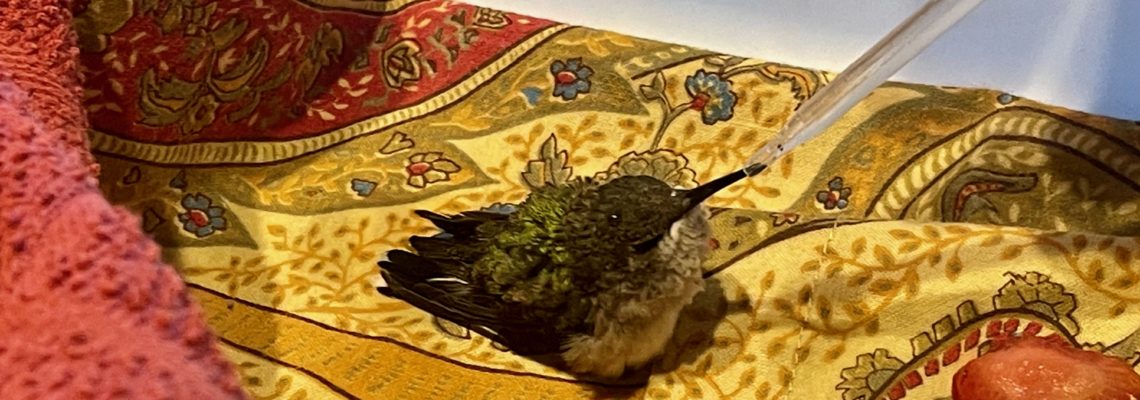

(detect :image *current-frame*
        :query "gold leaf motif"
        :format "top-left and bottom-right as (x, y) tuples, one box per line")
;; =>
(824, 343), (846, 361)
(1115, 246), (1133, 267)
(1090, 259), (1106, 283)
(1111, 302), (1128, 317)
(888, 229), (917, 240)
(816, 296), (833, 322)
(945, 225), (971, 234)
(847, 272), (872, 288)
(929, 251), (944, 266)
(898, 241), (921, 254)
(1098, 237), (1115, 251)
(760, 271), (775, 290)
(944, 259), (963, 280)
(739, 367), (757, 388)
(922, 225), (941, 239)
(756, 186), (781, 198)
(756, 382), (771, 399)
(851, 237), (867, 255)
(779, 153), (795, 178)
(979, 234), (1003, 247)
(1000, 245), (1023, 260)
(695, 354), (713, 374)
(872, 245), (895, 267)
(867, 279), (897, 295)
(1113, 276), (1136, 290)
(1073, 235), (1089, 251)
(800, 260), (821, 272)
(772, 298), (794, 313)
(647, 388), (671, 399)
(825, 261), (844, 278)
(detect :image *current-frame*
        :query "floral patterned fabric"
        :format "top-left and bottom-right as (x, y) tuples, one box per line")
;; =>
(77, 0), (1140, 398)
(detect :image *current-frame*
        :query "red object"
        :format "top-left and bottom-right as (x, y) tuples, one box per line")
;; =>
(0, 2), (245, 398)
(1003, 318), (1021, 334)
(943, 342), (962, 365)
(964, 329), (981, 350)
(986, 320), (1003, 338)
(407, 162), (432, 176)
(690, 93), (710, 110)
(924, 358), (941, 377)
(953, 335), (1140, 399)
(1023, 321), (1043, 336)
(887, 383), (907, 400)
(187, 210), (210, 228)
(77, 1), (555, 144)
(902, 371), (923, 389)
(555, 71), (578, 85)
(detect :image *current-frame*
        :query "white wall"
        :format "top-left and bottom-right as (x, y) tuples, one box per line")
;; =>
(466, 0), (1140, 121)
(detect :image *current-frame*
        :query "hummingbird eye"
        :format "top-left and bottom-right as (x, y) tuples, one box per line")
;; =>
(608, 214), (620, 225)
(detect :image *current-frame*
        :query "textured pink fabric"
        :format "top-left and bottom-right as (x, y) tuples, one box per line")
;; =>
(0, 2), (246, 399)
(0, 0), (97, 174)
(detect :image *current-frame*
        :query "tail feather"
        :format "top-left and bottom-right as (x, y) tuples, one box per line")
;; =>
(409, 236), (484, 264)
(380, 250), (443, 281)
(414, 209), (508, 237)
(377, 208), (567, 356)
(379, 269), (514, 345)
(378, 255), (564, 355)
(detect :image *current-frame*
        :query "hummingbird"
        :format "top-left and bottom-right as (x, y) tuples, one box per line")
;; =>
(376, 165), (761, 378)
(377, 0), (974, 377)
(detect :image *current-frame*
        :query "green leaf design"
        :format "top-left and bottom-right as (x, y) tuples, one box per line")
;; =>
(638, 71), (666, 101)
(137, 69), (199, 126)
(209, 38), (269, 102)
(521, 134), (573, 189)
(209, 18), (248, 50)
(993, 271), (1078, 334)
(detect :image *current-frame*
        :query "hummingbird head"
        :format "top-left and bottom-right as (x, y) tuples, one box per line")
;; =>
(585, 175), (689, 244)
(588, 165), (764, 253)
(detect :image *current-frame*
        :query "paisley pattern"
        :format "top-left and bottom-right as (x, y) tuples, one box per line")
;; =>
(77, 0), (1140, 398)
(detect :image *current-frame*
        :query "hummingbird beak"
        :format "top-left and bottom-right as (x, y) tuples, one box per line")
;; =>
(634, 164), (767, 254)
(681, 164), (767, 209)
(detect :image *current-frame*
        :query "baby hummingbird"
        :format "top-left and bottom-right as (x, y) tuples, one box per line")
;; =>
(376, 166), (760, 377)
(377, 0), (974, 376)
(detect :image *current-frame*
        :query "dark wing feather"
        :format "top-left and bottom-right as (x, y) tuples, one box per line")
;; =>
(408, 236), (485, 265)
(377, 210), (568, 356)
(413, 209), (509, 237)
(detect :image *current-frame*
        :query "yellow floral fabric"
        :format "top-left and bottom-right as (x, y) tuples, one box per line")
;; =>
(77, 0), (1140, 398)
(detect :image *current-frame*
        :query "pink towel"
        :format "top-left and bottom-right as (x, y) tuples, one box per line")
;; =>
(0, 2), (245, 398)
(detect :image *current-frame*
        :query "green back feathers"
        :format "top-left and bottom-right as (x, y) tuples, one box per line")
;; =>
(472, 182), (581, 291)
(469, 180), (603, 329)
(466, 175), (686, 330)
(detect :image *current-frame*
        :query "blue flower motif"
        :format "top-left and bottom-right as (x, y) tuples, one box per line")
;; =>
(177, 193), (227, 238)
(815, 177), (853, 210)
(350, 178), (377, 197)
(481, 202), (519, 215)
(684, 70), (737, 125)
(550, 58), (593, 100)
(521, 87), (542, 106)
